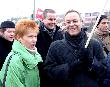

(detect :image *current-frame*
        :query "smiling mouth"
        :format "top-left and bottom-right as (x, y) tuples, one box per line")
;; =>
(50, 25), (55, 27)
(70, 28), (76, 30)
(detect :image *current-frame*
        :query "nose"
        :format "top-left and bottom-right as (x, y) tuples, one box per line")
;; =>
(51, 19), (56, 24)
(10, 32), (15, 36)
(105, 23), (109, 27)
(70, 21), (74, 26)
(32, 37), (37, 43)
(104, 23), (109, 30)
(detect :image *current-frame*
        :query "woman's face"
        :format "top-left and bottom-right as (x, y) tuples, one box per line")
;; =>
(19, 31), (38, 50)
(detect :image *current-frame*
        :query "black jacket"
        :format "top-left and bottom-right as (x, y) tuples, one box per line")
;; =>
(44, 31), (107, 87)
(36, 22), (63, 61)
(0, 37), (13, 69)
(36, 22), (64, 87)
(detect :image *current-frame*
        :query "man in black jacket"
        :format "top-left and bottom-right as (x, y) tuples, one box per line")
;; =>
(36, 9), (63, 87)
(44, 10), (107, 87)
(0, 21), (15, 69)
(36, 9), (63, 61)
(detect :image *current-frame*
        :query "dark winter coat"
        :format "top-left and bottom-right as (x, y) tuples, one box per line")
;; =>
(0, 37), (13, 69)
(44, 31), (107, 87)
(93, 33), (110, 87)
(36, 22), (64, 87)
(36, 23), (63, 61)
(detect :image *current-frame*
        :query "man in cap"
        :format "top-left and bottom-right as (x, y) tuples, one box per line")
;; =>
(93, 15), (110, 86)
(93, 15), (110, 57)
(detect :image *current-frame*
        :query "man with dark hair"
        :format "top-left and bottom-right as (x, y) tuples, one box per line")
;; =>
(44, 10), (107, 87)
(96, 15), (108, 27)
(94, 15), (110, 87)
(93, 15), (109, 57)
(36, 9), (63, 87)
(0, 21), (15, 69)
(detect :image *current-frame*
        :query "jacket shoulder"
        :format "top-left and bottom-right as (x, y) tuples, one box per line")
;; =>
(89, 38), (101, 46)
(48, 40), (65, 52)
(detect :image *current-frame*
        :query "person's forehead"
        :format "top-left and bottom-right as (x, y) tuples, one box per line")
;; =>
(5, 28), (15, 31)
(65, 12), (80, 20)
(100, 18), (108, 23)
(24, 31), (37, 35)
(46, 13), (56, 18)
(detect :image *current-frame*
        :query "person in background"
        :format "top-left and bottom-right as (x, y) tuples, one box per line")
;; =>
(0, 19), (42, 87)
(35, 19), (42, 27)
(93, 15), (110, 58)
(60, 22), (67, 34)
(36, 9), (63, 61)
(44, 10), (107, 87)
(93, 15), (110, 87)
(36, 9), (63, 87)
(82, 27), (90, 37)
(0, 21), (15, 69)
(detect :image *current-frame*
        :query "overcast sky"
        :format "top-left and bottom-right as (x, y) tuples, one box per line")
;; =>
(0, 0), (110, 21)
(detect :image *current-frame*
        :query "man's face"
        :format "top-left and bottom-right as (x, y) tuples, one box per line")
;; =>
(3, 28), (15, 41)
(97, 18), (109, 34)
(64, 12), (82, 36)
(43, 13), (56, 29)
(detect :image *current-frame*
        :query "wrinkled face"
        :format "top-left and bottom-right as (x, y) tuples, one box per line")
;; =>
(64, 12), (82, 36)
(3, 28), (15, 41)
(97, 18), (109, 34)
(43, 13), (56, 29)
(19, 31), (38, 50)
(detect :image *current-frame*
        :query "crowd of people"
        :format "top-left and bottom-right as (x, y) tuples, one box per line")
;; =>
(0, 8), (110, 87)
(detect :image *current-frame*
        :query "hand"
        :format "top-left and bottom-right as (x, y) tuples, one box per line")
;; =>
(78, 47), (92, 62)
(69, 58), (82, 72)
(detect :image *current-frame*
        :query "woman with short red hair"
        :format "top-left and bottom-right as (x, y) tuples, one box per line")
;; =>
(0, 19), (42, 87)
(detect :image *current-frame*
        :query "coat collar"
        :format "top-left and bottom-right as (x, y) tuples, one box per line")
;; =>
(12, 40), (43, 69)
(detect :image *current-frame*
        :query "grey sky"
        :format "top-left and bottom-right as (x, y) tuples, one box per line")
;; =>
(0, 0), (110, 21)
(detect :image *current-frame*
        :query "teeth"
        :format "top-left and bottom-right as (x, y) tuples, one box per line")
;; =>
(70, 28), (75, 30)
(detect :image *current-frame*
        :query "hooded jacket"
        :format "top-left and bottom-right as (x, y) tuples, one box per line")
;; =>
(0, 40), (42, 87)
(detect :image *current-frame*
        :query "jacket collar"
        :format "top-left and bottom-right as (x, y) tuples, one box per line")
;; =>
(12, 40), (43, 69)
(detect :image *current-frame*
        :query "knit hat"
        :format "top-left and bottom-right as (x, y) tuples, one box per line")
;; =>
(0, 21), (15, 29)
(97, 15), (108, 27)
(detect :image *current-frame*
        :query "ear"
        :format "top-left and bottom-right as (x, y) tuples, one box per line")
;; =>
(18, 37), (23, 43)
(81, 19), (84, 25)
(80, 20), (83, 28)
(63, 22), (66, 26)
(63, 21), (67, 26)
(18, 37), (21, 41)
(16, 35), (22, 41)
(0, 30), (4, 36)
